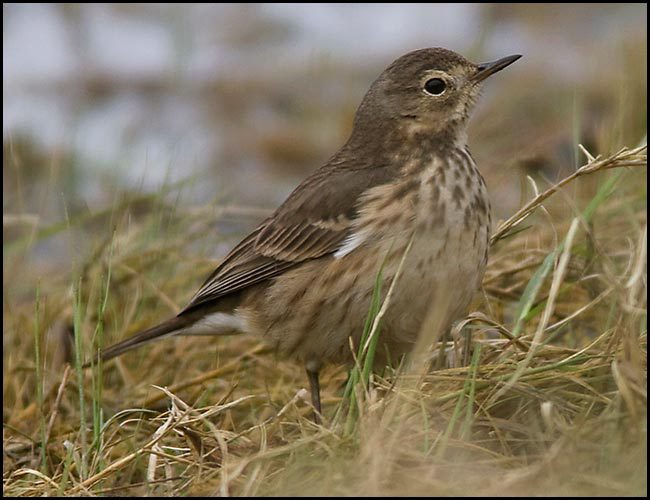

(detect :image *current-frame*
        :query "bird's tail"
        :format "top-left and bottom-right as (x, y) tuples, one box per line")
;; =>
(83, 316), (192, 369)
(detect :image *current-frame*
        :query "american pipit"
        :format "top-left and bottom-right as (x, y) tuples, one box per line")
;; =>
(92, 48), (520, 421)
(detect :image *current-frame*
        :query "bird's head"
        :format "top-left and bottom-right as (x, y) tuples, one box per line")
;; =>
(353, 47), (521, 146)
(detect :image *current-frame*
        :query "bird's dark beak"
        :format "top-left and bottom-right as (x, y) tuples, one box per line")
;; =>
(472, 54), (522, 84)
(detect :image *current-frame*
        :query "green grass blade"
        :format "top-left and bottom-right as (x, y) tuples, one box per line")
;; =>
(342, 263), (384, 434)
(89, 235), (115, 474)
(460, 344), (482, 440)
(33, 283), (47, 474)
(72, 277), (88, 480)
(511, 249), (558, 337)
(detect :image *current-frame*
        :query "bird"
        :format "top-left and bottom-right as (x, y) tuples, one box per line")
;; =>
(90, 47), (521, 422)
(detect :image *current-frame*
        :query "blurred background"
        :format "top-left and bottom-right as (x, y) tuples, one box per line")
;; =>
(3, 2), (647, 278)
(3, 6), (647, 494)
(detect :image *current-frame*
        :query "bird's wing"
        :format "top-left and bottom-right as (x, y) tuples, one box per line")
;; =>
(181, 163), (394, 313)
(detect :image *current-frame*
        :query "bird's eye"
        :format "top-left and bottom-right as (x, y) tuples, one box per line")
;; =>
(423, 78), (446, 96)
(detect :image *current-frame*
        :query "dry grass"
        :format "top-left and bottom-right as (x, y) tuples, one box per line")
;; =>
(3, 141), (646, 496)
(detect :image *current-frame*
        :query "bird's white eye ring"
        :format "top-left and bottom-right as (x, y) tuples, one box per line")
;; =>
(423, 78), (446, 96)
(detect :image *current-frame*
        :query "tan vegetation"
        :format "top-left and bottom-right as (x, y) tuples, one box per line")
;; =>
(3, 142), (646, 496)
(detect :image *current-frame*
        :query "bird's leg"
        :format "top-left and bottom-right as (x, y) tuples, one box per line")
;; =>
(306, 367), (322, 424)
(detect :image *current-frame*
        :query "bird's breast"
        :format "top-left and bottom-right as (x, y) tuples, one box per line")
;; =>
(366, 148), (492, 340)
(352, 148), (491, 263)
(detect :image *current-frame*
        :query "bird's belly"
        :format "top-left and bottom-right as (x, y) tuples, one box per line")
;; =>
(382, 214), (489, 348)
